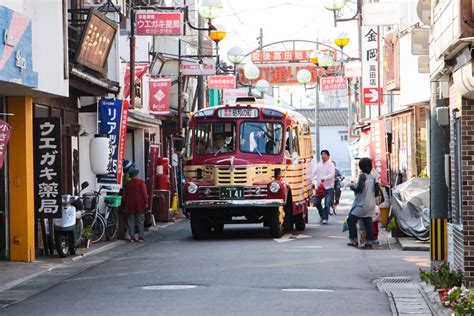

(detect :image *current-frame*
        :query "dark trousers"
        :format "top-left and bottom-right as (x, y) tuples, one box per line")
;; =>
(347, 213), (374, 245)
(315, 188), (334, 220)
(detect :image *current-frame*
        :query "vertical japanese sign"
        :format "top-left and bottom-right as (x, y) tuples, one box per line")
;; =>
(370, 120), (388, 187)
(34, 118), (62, 218)
(149, 78), (171, 115)
(97, 98), (129, 188)
(0, 120), (11, 169)
(361, 26), (383, 105)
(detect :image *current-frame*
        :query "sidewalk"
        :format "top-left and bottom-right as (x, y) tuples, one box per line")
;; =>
(0, 220), (180, 295)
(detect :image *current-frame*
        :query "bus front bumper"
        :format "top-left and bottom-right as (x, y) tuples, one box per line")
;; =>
(184, 199), (285, 209)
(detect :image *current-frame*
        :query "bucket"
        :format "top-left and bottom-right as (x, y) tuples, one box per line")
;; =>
(379, 207), (390, 227)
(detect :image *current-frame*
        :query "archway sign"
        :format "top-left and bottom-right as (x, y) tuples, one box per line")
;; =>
(236, 39), (357, 87)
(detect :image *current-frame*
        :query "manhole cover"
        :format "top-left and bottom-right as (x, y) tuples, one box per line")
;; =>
(141, 285), (198, 290)
(281, 288), (334, 292)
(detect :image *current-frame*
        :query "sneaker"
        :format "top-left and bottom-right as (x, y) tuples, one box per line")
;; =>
(322, 219), (328, 225)
(129, 238), (136, 243)
(347, 242), (358, 248)
(372, 240), (380, 245)
(361, 244), (373, 249)
(138, 237), (145, 243)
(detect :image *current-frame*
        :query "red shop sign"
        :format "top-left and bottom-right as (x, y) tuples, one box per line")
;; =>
(135, 12), (183, 36)
(370, 119), (388, 187)
(320, 76), (347, 91)
(149, 78), (171, 115)
(208, 75), (236, 89)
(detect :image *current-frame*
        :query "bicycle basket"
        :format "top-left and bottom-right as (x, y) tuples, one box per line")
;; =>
(104, 195), (121, 207)
(82, 192), (97, 210)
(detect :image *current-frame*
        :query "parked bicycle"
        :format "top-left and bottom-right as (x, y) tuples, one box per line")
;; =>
(81, 186), (121, 243)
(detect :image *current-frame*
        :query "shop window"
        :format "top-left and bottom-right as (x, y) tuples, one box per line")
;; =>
(340, 134), (348, 142)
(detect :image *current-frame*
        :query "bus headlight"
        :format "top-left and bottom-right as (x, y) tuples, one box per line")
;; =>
(188, 182), (198, 194)
(269, 182), (280, 193)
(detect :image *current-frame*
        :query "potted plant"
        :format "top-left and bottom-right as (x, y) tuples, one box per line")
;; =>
(82, 226), (93, 249)
(441, 286), (474, 315)
(419, 261), (463, 294)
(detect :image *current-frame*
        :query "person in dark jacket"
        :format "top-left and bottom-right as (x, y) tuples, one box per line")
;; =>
(123, 167), (148, 242)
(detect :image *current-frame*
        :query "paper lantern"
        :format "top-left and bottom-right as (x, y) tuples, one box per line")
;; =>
(89, 134), (110, 175)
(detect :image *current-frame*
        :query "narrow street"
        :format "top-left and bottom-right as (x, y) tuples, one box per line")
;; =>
(0, 191), (428, 316)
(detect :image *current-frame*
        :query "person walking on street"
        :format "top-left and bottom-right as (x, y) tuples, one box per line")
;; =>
(332, 161), (344, 214)
(313, 150), (335, 224)
(346, 158), (376, 249)
(123, 167), (148, 243)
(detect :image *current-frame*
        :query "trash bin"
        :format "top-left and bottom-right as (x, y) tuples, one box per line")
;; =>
(152, 190), (171, 222)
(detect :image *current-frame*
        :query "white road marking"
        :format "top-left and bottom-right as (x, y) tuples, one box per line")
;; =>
(327, 235), (347, 239)
(273, 234), (312, 243)
(142, 285), (198, 290)
(281, 288), (335, 292)
(294, 246), (323, 249)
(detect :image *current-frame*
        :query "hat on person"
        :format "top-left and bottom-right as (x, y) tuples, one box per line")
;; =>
(123, 160), (134, 173)
(128, 167), (139, 177)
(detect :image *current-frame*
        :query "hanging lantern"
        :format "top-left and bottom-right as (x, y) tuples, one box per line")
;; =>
(89, 134), (110, 175)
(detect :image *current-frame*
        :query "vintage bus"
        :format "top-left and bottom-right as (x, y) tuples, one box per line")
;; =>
(183, 101), (314, 239)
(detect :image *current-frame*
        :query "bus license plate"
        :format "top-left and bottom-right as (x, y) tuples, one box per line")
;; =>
(219, 187), (244, 200)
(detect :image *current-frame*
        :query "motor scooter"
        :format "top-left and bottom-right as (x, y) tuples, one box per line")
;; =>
(54, 182), (89, 257)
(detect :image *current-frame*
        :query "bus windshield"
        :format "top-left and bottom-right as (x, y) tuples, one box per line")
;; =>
(194, 122), (235, 155)
(240, 122), (283, 155)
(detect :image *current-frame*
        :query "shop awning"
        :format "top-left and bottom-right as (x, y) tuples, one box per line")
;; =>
(127, 110), (162, 129)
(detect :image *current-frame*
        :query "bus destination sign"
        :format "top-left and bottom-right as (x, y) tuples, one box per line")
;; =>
(218, 108), (258, 118)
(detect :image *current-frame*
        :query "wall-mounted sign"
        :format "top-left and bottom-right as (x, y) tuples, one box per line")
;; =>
(344, 61), (362, 78)
(75, 10), (117, 74)
(122, 63), (149, 99)
(97, 98), (129, 190)
(320, 76), (347, 91)
(149, 78), (171, 115)
(136, 11), (183, 36)
(208, 75), (236, 89)
(370, 120), (388, 187)
(34, 118), (62, 218)
(362, 26), (383, 105)
(181, 58), (216, 75)
(0, 120), (11, 169)
(0, 6), (38, 87)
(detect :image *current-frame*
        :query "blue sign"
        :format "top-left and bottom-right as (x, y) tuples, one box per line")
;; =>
(97, 98), (129, 187)
(0, 6), (38, 88)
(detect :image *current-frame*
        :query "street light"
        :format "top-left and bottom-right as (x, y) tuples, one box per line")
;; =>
(334, 32), (350, 51)
(243, 63), (260, 96)
(255, 79), (270, 98)
(323, 0), (347, 10)
(198, 0), (224, 20)
(227, 46), (245, 75)
(209, 24), (226, 73)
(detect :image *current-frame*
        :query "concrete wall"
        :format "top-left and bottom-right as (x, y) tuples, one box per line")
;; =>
(0, 0), (69, 97)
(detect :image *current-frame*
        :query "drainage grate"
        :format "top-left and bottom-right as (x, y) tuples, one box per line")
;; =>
(376, 277), (418, 292)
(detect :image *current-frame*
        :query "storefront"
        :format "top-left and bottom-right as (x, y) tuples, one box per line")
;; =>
(0, 97), (8, 259)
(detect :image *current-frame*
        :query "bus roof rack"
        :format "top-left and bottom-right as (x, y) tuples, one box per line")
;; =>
(235, 97), (257, 103)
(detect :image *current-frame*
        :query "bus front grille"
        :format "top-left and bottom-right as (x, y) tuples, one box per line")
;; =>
(216, 166), (248, 185)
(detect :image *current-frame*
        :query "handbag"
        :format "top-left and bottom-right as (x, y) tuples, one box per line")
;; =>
(144, 211), (154, 228)
(316, 182), (326, 198)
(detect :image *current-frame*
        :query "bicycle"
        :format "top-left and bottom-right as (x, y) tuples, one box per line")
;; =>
(81, 186), (120, 243)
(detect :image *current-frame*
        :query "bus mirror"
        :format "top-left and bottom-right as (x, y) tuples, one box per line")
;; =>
(291, 152), (299, 165)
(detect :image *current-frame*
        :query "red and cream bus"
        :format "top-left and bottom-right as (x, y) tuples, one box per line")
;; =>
(183, 101), (313, 239)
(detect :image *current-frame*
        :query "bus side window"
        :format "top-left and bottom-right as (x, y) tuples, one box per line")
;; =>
(285, 127), (291, 157)
(292, 127), (300, 156)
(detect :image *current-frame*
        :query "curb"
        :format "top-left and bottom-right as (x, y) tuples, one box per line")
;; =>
(419, 282), (452, 316)
(71, 240), (125, 262)
(0, 266), (56, 293)
(398, 238), (430, 252)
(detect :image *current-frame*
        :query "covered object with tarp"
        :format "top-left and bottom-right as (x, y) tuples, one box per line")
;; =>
(390, 177), (430, 240)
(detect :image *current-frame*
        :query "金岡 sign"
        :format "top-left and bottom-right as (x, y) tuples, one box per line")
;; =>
(97, 98), (129, 189)
(361, 26), (383, 105)
(149, 78), (171, 115)
(34, 118), (62, 218)
(136, 11), (183, 36)
(75, 10), (117, 74)
(208, 75), (236, 89)
(320, 76), (347, 91)
(0, 120), (11, 169)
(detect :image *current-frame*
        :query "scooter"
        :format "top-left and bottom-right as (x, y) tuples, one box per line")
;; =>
(54, 182), (89, 257)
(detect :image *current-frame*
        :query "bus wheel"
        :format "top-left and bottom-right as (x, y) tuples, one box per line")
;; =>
(191, 210), (210, 240)
(294, 213), (306, 231)
(269, 206), (284, 238)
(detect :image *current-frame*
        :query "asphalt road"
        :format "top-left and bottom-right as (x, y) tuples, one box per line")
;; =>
(1, 191), (428, 316)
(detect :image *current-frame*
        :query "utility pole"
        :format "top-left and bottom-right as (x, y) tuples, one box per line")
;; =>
(197, 15), (205, 110)
(429, 81), (449, 266)
(257, 28), (263, 51)
(130, 6), (136, 108)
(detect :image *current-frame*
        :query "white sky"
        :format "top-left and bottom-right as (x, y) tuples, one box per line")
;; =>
(210, 0), (360, 107)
